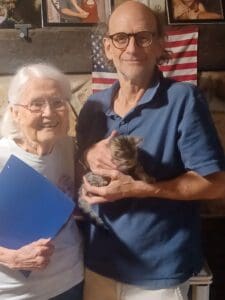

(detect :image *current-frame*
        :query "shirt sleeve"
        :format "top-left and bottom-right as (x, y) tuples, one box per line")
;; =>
(177, 86), (225, 176)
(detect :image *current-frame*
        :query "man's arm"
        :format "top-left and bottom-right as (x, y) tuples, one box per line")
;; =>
(140, 170), (225, 201)
(82, 169), (225, 204)
(82, 136), (225, 204)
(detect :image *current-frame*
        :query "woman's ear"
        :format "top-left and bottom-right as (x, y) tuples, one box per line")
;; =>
(10, 105), (20, 123)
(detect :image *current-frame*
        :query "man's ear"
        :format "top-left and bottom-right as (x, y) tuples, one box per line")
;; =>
(156, 37), (167, 64)
(103, 37), (113, 60)
(157, 37), (166, 57)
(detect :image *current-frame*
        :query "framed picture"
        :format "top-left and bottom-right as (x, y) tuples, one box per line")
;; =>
(0, 1), (41, 29)
(0, 0), (24, 28)
(42, 0), (113, 26)
(135, 0), (166, 14)
(166, 0), (225, 24)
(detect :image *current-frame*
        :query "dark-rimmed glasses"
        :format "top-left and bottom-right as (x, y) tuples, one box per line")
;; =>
(107, 31), (156, 49)
(13, 97), (68, 113)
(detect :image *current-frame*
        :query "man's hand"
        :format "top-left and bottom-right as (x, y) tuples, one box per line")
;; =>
(85, 131), (118, 172)
(81, 169), (145, 204)
(2, 239), (54, 271)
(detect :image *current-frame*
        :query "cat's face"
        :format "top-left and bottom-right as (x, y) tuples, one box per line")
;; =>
(109, 136), (142, 173)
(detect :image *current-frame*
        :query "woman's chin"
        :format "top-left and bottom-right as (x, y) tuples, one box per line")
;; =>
(37, 131), (62, 145)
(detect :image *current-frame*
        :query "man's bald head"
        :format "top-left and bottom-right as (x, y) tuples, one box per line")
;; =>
(108, 1), (164, 38)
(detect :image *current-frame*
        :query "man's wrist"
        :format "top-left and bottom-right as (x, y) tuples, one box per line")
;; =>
(133, 180), (161, 198)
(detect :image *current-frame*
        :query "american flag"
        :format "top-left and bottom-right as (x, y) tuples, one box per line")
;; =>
(91, 26), (198, 93)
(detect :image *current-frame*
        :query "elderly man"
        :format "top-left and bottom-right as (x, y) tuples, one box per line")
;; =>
(76, 1), (225, 300)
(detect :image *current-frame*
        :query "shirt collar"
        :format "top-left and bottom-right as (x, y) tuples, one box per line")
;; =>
(104, 69), (163, 116)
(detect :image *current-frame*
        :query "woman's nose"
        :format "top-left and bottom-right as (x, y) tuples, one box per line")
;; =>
(41, 103), (54, 115)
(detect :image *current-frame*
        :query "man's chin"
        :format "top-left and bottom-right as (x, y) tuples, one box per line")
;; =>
(121, 71), (147, 83)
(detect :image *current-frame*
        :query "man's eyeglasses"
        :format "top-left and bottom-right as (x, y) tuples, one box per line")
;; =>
(107, 31), (156, 49)
(14, 97), (68, 113)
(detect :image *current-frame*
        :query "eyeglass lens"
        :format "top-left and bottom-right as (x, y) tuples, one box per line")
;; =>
(109, 31), (154, 49)
(29, 98), (66, 112)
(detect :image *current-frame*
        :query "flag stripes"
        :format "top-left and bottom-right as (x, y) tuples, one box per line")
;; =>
(91, 26), (198, 93)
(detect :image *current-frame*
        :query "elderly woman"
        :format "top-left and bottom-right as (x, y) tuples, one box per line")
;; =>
(0, 63), (83, 299)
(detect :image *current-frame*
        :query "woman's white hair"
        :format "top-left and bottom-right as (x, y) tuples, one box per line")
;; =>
(1, 63), (72, 138)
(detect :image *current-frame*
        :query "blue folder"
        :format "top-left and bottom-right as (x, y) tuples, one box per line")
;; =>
(0, 155), (75, 250)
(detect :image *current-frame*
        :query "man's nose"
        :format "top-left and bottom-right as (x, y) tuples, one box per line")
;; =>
(125, 36), (139, 52)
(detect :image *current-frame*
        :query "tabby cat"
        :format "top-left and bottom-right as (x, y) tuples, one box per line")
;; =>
(78, 135), (154, 228)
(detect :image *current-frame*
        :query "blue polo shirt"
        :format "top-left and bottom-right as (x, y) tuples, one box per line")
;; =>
(77, 73), (225, 289)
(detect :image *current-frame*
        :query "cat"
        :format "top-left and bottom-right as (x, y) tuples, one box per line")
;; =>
(78, 135), (155, 228)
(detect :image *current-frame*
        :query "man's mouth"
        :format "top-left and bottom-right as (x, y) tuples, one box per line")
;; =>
(123, 58), (144, 63)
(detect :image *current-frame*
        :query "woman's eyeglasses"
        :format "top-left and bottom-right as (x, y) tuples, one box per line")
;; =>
(13, 97), (68, 113)
(107, 31), (156, 49)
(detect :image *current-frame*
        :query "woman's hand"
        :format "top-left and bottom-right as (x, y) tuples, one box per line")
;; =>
(79, 11), (89, 19)
(71, 0), (89, 18)
(1, 238), (54, 271)
(85, 131), (118, 172)
(173, 3), (189, 19)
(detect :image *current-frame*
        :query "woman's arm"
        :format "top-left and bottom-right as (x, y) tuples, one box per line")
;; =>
(71, 0), (89, 14)
(198, 3), (206, 13)
(60, 7), (88, 18)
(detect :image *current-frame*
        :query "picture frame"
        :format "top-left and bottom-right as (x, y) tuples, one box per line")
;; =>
(0, 0), (41, 28)
(166, 0), (225, 24)
(135, 0), (166, 14)
(41, 0), (113, 27)
(0, 0), (21, 28)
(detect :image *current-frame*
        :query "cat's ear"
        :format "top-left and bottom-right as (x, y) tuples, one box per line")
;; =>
(132, 136), (143, 147)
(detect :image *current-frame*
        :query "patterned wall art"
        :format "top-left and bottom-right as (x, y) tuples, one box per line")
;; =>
(166, 0), (225, 24)
(0, 0), (41, 28)
(136, 0), (166, 13)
